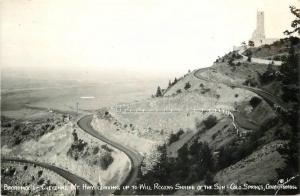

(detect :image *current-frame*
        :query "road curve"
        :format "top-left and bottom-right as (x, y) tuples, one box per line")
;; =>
(1, 158), (93, 195)
(77, 114), (143, 195)
(235, 85), (288, 111)
(193, 68), (288, 111)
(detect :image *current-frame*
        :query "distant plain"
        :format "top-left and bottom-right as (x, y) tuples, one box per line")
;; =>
(1, 68), (169, 119)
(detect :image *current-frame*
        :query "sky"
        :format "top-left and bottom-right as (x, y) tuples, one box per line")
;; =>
(0, 0), (298, 77)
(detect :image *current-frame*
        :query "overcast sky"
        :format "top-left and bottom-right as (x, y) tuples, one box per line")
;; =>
(1, 0), (298, 77)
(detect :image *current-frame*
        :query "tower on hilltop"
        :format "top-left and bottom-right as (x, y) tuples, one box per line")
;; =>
(251, 11), (265, 45)
(250, 11), (277, 47)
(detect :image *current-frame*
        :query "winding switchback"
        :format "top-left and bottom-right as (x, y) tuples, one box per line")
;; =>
(77, 115), (143, 195)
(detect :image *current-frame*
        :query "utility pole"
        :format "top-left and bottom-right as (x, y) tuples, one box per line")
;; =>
(76, 102), (79, 116)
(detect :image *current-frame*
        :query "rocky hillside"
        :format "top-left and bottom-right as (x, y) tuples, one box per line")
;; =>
(92, 36), (299, 195)
(1, 115), (131, 194)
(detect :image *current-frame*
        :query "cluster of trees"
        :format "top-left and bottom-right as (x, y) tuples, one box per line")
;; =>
(155, 78), (192, 97)
(259, 64), (278, 85)
(137, 141), (215, 195)
(227, 52), (243, 66)
(218, 117), (279, 171)
(217, 137), (258, 171)
(99, 152), (114, 170)
(284, 6), (300, 35)
(168, 129), (184, 145)
(248, 7), (300, 194)
(259, 37), (299, 88)
(253, 26), (299, 188)
(169, 78), (178, 88)
(248, 40), (255, 47)
(68, 130), (114, 170)
(92, 145), (114, 169)
(258, 5), (299, 102)
(67, 130), (88, 160)
(141, 6), (299, 194)
(155, 78), (180, 97)
(101, 144), (113, 152)
(195, 115), (218, 135)
(280, 38), (299, 103)
(276, 8), (299, 191)
(243, 78), (258, 87)
(272, 55), (288, 61)
(1, 166), (16, 177)
(203, 115), (218, 129)
(216, 51), (243, 64)
(1, 119), (56, 147)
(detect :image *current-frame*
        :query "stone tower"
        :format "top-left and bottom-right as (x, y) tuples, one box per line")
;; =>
(251, 11), (266, 45)
(247, 11), (278, 47)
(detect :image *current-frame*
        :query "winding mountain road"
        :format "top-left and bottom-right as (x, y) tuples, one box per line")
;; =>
(77, 114), (143, 195)
(3, 48), (286, 195)
(1, 158), (93, 195)
(193, 68), (288, 112)
(3, 114), (143, 196)
(237, 46), (283, 66)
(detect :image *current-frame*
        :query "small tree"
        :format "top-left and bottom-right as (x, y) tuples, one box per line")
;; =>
(228, 58), (235, 66)
(184, 82), (191, 90)
(245, 50), (252, 58)
(248, 40), (255, 47)
(173, 77), (178, 84)
(247, 56), (252, 62)
(249, 96), (262, 108)
(156, 86), (162, 97)
(284, 6), (300, 35)
(203, 115), (217, 129)
(72, 130), (78, 141)
(38, 170), (43, 178)
(168, 133), (179, 145)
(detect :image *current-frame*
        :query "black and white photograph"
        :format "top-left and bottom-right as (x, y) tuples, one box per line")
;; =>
(1, 0), (299, 195)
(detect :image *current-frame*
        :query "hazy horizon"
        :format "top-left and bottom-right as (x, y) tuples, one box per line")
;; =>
(1, 0), (299, 77)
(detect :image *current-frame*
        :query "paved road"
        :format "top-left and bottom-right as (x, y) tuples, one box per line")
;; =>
(2, 115), (143, 196)
(235, 85), (288, 111)
(1, 158), (93, 195)
(237, 46), (283, 66)
(77, 115), (143, 195)
(193, 68), (288, 111)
